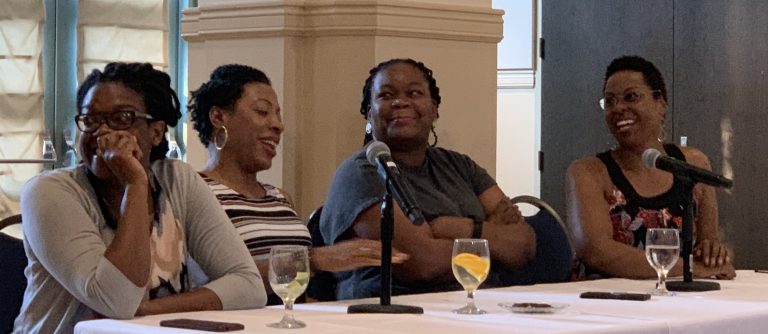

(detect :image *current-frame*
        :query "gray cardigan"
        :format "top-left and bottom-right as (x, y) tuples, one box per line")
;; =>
(14, 159), (265, 334)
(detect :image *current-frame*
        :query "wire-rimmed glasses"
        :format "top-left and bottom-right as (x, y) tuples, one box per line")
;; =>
(599, 90), (661, 110)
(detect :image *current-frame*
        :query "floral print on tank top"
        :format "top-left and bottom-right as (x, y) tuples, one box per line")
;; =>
(608, 187), (683, 248)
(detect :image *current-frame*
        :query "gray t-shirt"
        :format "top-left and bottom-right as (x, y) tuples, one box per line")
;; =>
(15, 160), (266, 334)
(320, 147), (496, 299)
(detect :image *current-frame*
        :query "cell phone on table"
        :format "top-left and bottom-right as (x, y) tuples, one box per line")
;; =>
(159, 318), (244, 332)
(580, 291), (651, 301)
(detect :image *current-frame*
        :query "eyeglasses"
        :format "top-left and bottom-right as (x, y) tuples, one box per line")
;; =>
(599, 90), (661, 110)
(75, 110), (154, 133)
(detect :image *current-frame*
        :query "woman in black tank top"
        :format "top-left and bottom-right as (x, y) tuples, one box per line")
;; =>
(565, 56), (735, 280)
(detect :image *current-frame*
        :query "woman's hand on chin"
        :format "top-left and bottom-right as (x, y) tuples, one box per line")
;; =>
(98, 130), (148, 186)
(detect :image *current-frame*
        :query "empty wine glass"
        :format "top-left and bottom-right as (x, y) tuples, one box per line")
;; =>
(267, 245), (310, 329)
(166, 133), (183, 159)
(645, 228), (680, 296)
(451, 238), (490, 314)
(62, 128), (78, 166)
(42, 132), (57, 162)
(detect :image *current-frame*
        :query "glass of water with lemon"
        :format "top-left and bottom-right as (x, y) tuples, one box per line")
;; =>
(451, 238), (490, 314)
(268, 245), (310, 329)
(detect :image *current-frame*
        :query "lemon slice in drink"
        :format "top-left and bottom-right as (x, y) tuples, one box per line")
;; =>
(285, 271), (310, 297)
(452, 253), (490, 281)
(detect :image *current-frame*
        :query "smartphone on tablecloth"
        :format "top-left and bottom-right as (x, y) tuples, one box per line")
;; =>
(159, 318), (244, 332)
(580, 291), (651, 301)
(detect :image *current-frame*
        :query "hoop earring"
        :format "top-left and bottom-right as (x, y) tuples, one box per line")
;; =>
(429, 125), (438, 147)
(213, 125), (228, 151)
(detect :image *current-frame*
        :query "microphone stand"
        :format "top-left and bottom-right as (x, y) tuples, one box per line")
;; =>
(666, 175), (720, 292)
(348, 191), (423, 314)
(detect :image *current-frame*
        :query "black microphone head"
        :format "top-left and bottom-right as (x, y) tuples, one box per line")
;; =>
(642, 148), (662, 169)
(366, 140), (390, 165)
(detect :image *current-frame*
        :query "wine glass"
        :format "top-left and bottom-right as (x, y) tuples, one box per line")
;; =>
(645, 228), (680, 296)
(451, 238), (490, 314)
(166, 133), (183, 159)
(62, 128), (78, 167)
(267, 245), (310, 329)
(41, 132), (57, 162)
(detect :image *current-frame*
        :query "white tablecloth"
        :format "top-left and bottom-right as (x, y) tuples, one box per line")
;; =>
(75, 270), (768, 334)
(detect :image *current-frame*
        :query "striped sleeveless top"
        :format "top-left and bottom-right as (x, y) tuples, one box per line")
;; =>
(202, 175), (312, 261)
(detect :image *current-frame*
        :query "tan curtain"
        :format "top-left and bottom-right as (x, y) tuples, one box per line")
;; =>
(0, 0), (169, 220)
(0, 0), (44, 219)
(78, 0), (168, 79)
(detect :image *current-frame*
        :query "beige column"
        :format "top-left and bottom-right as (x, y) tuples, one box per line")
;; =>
(182, 0), (502, 218)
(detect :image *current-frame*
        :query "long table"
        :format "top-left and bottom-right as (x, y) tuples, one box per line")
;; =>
(75, 270), (768, 334)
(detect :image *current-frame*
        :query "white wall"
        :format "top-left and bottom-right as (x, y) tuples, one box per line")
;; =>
(496, 72), (537, 198)
(493, 0), (539, 214)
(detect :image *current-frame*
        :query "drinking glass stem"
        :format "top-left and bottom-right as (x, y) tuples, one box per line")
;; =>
(466, 290), (477, 308)
(657, 270), (668, 292)
(282, 298), (296, 323)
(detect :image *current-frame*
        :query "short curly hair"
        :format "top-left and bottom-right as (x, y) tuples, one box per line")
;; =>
(603, 55), (668, 103)
(188, 64), (272, 147)
(360, 58), (441, 144)
(76, 62), (181, 162)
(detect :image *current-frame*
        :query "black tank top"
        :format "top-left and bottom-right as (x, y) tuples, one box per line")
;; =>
(596, 143), (689, 248)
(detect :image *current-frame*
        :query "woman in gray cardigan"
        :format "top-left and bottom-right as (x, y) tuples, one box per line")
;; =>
(14, 62), (265, 334)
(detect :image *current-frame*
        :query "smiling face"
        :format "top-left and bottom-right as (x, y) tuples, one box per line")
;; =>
(366, 62), (438, 151)
(78, 82), (163, 181)
(218, 82), (283, 173)
(603, 70), (667, 148)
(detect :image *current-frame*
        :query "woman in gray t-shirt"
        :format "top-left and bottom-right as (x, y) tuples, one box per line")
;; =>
(320, 58), (537, 300)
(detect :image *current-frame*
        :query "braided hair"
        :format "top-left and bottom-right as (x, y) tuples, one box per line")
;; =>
(77, 62), (182, 162)
(360, 58), (441, 144)
(188, 64), (272, 147)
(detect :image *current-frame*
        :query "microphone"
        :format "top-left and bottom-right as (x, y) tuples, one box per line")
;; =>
(366, 141), (426, 225)
(642, 148), (733, 189)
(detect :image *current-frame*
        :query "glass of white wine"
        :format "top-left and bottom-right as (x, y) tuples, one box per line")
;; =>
(645, 228), (680, 296)
(267, 245), (310, 329)
(451, 238), (490, 314)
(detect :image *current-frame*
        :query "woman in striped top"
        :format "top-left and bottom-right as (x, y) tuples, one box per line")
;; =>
(189, 64), (407, 303)
(200, 176), (311, 261)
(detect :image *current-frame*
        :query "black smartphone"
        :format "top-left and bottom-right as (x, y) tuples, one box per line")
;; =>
(580, 291), (651, 301)
(159, 318), (244, 332)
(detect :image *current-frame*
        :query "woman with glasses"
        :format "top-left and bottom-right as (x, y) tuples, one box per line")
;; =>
(15, 63), (265, 334)
(566, 55), (735, 279)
